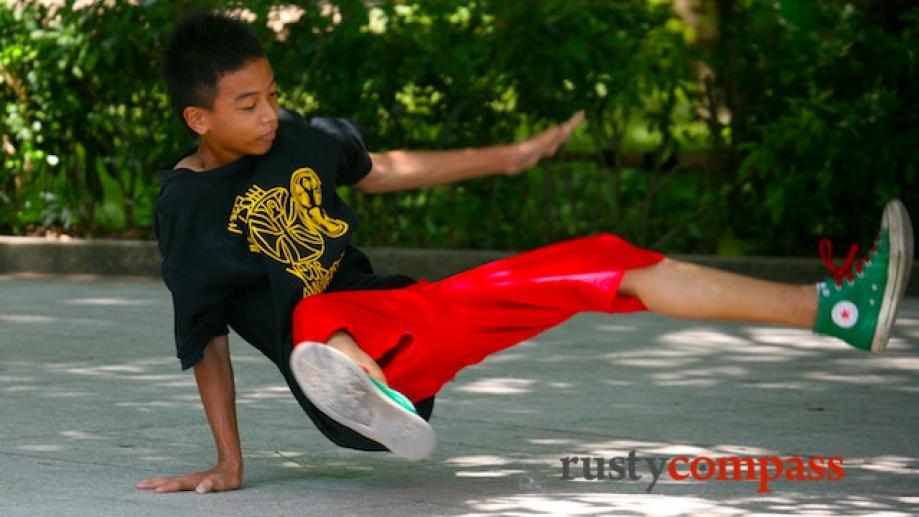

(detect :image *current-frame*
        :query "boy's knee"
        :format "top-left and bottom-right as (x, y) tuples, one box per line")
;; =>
(293, 294), (350, 321)
(293, 294), (324, 319)
(291, 295), (333, 344)
(594, 232), (627, 247)
(292, 295), (348, 343)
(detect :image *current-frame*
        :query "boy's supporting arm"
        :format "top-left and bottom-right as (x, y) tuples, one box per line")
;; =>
(136, 335), (243, 494)
(357, 111), (585, 194)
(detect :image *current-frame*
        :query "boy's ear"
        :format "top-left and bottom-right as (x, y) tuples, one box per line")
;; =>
(182, 106), (210, 136)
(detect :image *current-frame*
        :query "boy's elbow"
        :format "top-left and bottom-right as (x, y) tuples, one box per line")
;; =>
(355, 158), (389, 194)
(353, 177), (377, 194)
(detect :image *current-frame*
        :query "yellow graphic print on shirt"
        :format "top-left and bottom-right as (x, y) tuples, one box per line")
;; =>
(227, 167), (348, 297)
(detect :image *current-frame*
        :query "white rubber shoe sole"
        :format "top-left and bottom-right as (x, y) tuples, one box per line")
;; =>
(873, 199), (914, 353)
(290, 341), (436, 460)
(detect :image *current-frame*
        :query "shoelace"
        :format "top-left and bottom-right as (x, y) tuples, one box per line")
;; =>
(818, 235), (880, 288)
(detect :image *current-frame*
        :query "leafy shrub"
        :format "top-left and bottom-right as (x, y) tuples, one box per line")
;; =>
(1, 0), (916, 255)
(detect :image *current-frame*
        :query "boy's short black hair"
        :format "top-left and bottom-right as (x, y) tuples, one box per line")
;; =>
(162, 10), (266, 123)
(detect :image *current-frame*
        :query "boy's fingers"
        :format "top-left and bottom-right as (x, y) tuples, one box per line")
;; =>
(153, 480), (179, 493)
(137, 477), (168, 489)
(545, 126), (571, 156)
(154, 477), (195, 493)
(568, 110), (586, 128)
(557, 114), (582, 140)
(195, 478), (214, 494)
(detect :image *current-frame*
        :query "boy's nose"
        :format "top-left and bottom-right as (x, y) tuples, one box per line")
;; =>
(261, 112), (277, 125)
(260, 104), (278, 125)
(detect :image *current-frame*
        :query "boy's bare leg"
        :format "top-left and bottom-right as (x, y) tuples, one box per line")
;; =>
(619, 257), (818, 328)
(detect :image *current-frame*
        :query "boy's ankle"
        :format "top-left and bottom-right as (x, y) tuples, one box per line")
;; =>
(324, 332), (388, 386)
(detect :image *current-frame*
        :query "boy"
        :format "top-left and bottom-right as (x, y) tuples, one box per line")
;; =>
(139, 11), (913, 494)
(140, 9), (581, 494)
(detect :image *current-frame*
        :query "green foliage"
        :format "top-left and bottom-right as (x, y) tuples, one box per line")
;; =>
(1, 0), (916, 255)
(0, 0), (190, 235)
(704, 0), (919, 254)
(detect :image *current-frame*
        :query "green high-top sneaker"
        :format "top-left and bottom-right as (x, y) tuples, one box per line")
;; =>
(814, 200), (914, 353)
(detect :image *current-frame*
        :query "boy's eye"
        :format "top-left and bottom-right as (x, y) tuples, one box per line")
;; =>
(243, 105), (257, 111)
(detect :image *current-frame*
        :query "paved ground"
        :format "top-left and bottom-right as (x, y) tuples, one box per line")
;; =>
(1, 276), (917, 516)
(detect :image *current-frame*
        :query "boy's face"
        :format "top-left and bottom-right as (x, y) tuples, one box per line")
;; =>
(185, 57), (279, 159)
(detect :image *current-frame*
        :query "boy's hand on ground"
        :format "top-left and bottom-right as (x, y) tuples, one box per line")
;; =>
(504, 111), (585, 175)
(136, 463), (242, 494)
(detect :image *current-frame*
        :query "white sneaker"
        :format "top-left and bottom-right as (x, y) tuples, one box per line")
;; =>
(290, 341), (436, 460)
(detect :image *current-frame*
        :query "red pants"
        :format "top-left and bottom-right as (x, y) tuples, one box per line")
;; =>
(292, 233), (665, 402)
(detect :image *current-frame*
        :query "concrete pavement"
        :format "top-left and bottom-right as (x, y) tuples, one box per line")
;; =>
(1, 276), (917, 516)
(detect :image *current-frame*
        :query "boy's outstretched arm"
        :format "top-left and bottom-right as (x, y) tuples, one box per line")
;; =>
(136, 335), (243, 494)
(356, 111), (585, 194)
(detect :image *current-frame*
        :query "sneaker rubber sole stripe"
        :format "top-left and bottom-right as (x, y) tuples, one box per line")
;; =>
(873, 200), (914, 353)
(290, 341), (436, 460)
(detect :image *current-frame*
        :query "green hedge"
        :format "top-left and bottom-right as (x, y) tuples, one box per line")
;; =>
(1, 0), (917, 255)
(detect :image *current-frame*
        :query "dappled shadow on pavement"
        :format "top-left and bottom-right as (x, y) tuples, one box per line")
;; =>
(1, 278), (917, 516)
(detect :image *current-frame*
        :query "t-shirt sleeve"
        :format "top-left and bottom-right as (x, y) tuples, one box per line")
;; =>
(307, 116), (374, 187)
(164, 279), (229, 370)
(155, 184), (230, 370)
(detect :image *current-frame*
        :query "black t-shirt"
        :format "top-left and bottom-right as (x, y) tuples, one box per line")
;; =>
(155, 108), (392, 369)
(155, 109), (432, 450)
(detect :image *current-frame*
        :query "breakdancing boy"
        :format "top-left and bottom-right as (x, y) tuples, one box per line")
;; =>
(139, 11), (913, 494)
